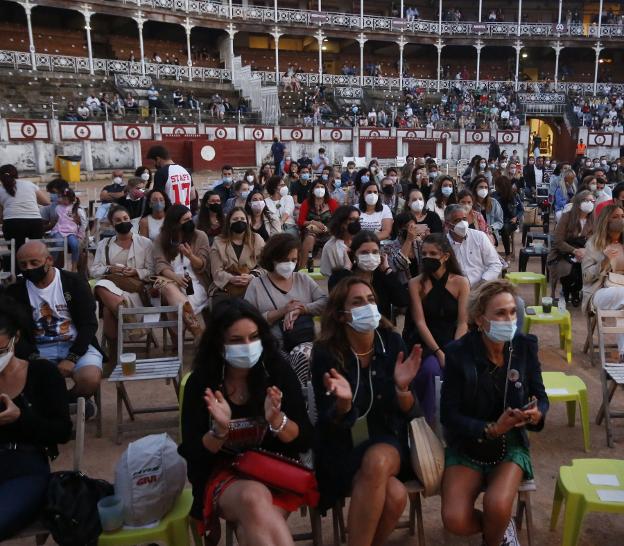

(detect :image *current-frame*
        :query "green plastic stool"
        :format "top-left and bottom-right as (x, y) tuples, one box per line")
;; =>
(98, 488), (194, 546)
(522, 306), (572, 363)
(542, 372), (590, 452)
(505, 272), (547, 305)
(550, 458), (624, 546)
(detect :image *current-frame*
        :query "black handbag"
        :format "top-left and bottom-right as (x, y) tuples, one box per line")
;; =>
(460, 435), (507, 466)
(259, 277), (315, 352)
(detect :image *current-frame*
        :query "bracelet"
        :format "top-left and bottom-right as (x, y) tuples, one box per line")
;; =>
(395, 384), (411, 395)
(433, 347), (442, 355)
(209, 427), (229, 440)
(484, 422), (499, 439)
(269, 413), (288, 434)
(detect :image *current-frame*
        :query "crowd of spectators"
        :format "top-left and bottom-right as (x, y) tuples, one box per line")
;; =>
(571, 92), (624, 132)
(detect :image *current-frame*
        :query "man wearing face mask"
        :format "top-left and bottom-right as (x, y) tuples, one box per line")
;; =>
(444, 205), (502, 288)
(8, 241), (104, 414)
(291, 167), (313, 205)
(147, 145), (197, 208)
(312, 147), (331, 175)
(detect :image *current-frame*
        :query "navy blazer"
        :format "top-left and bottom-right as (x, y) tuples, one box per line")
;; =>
(440, 330), (549, 449)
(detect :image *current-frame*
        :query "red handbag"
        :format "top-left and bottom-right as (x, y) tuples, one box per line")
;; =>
(233, 449), (320, 507)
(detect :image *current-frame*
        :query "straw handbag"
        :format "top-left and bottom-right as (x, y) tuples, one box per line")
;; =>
(408, 417), (445, 497)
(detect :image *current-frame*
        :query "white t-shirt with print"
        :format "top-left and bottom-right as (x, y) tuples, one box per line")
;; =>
(356, 203), (393, 232)
(26, 268), (77, 345)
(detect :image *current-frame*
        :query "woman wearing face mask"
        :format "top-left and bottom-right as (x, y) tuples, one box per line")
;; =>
(471, 156), (492, 186)
(368, 160), (384, 185)
(404, 188), (443, 234)
(209, 207), (265, 302)
(380, 176), (404, 215)
(194, 191), (223, 245)
(257, 163), (274, 192)
(403, 234), (469, 424)
(472, 176), (504, 241)
(384, 212), (421, 286)
(329, 174), (346, 205)
(134, 166), (152, 190)
(179, 298), (313, 546)
(282, 161), (300, 189)
(357, 181), (394, 241)
(505, 162), (525, 195)
(139, 189), (171, 242)
(329, 231), (407, 321)
(153, 204), (211, 338)
(265, 175), (298, 237)
(426, 175), (457, 222)
(441, 280), (548, 546)
(311, 277), (423, 541)
(548, 191), (595, 306)
(246, 234), (327, 380)
(223, 180), (251, 216)
(351, 169), (371, 206)
(243, 169), (259, 189)
(0, 296), (72, 540)
(457, 189), (495, 245)
(298, 179), (338, 269)
(553, 170), (577, 221)
(320, 205), (360, 277)
(409, 166), (432, 202)
(92, 206), (155, 357)
(245, 189), (282, 242)
(492, 176), (524, 261)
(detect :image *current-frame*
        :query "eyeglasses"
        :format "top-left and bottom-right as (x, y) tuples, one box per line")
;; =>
(0, 337), (15, 356)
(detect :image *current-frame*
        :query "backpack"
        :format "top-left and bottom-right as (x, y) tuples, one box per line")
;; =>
(43, 471), (114, 546)
(115, 433), (186, 526)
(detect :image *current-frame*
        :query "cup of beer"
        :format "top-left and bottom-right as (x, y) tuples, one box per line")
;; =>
(120, 352), (136, 376)
(541, 297), (553, 313)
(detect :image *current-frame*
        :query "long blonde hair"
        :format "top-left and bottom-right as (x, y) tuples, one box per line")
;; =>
(589, 203), (624, 252)
(559, 169), (577, 198)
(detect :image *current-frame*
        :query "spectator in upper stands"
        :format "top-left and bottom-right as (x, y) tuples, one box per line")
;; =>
(444, 204), (502, 288)
(64, 102), (80, 121)
(426, 175), (457, 222)
(194, 191), (223, 245)
(147, 85), (162, 112)
(148, 145), (197, 208)
(85, 93), (102, 116)
(208, 207), (265, 302)
(124, 93), (137, 112)
(493, 177), (523, 261)
(11, 241), (103, 403)
(312, 147), (331, 174)
(357, 181), (394, 240)
(265, 175), (297, 237)
(100, 94), (114, 117)
(291, 166), (312, 205)
(154, 205), (211, 339)
(40, 178), (69, 231)
(0, 295), (71, 540)
(77, 102), (90, 121)
(320, 205), (360, 277)
(298, 179), (338, 268)
(49, 188), (86, 273)
(111, 93), (125, 116)
(0, 165), (49, 254)
(152, 52), (162, 63)
(246, 190), (281, 242)
(138, 189), (170, 242)
(271, 137), (286, 175)
(187, 93), (199, 110)
(223, 179), (251, 216)
(115, 177), (147, 222)
(173, 89), (184, 108)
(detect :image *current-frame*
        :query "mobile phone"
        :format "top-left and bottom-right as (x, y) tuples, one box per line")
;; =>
(525, 308), (536, 315)
(521, 399), (537, 411)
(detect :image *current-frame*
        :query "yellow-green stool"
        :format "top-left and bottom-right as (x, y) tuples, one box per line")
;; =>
(542, 372), (590, 452)
(505, 272), (547, 305)
(98, 488), (194, 546)
(303, 266), (324, 282)
(522, 305), (572, 363)
(550, 458), (624, 546)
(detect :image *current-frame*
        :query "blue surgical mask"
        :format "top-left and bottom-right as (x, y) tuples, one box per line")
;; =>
(334, 180), (342, 189)
(361, 175), (370, 184)
(441, 186), (453, 197)
(50, 193), (58, 204)
(321, 174), (329, 181)
(348, 303), (381, 333)
(484, 318), (517, 343)
(151, 202), (165, 212)
(301, 173), (310, 181)
(224, 340), (263, 369)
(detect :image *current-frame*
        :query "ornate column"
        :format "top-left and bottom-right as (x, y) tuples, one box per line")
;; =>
(183, 17), (193, 81)
(316, 29), (324, 79)
(435, 38), (444, 91)
(517, 0), (522, 37)
(553, 41), (563, 86)
(19, 1), (37, 70)
(273, 0), (278, 24)
(134, 12), (146, 76)
(475, 39), (484, 84)
(593, 41), (603, 95)
(397, 36), (406, 90)
(81, 4), (94, 75)
(513, 39), (523, 91)
(557, 0), (563, 25)
(438, 0), (442, 35)
(597, 0), (604, 38)
(357, 33), (367, 85)
(360, 0), (364, 30)
(271, 26), (282, 84)
(225, 23), (237, 71)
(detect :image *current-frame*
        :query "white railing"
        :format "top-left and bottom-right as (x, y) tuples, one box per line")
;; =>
(117, 0), (624, 40)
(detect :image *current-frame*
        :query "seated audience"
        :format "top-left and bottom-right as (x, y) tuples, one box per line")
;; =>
(320, 205), (360, 277)
(49, 188), (86, 272)
(291, 166), (313, 205)
(405, 187), (443, 233)
(195, 191), (223, 245)
(134, 166), (152, 189)
(153, 205), (211, 339)
(179, 299), (312, 544)
(492, 177), (523, 261)
(357, 181), (394, 240)
(209, 207), (265, 302)
(0, 296), (71, 540)
(97, 170), (126, 221)
(426, 176), (457, 222)
(246, 189), (282, 242)
(595, 181), (624, 217)
(265, 175), (298, 237)
(457, 189), (493, 244)
(312, 276), (423, 540)
(472, 176), (504, 241)
(553, 170), (577, 220)
(223, 180), (250, 216)
(441, 280), (548, 546)
(138, 189), (170, 242)
(380, 176), (404, 216)
(385, 212), (422, 285)
(40, 178), (69, 232)
(116, 177), (147, 222)
(10, 241), (104, 404)
(548, 190), (595, 305)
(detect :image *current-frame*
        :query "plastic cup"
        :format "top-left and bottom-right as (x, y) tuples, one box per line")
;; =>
(542, 297), (553, 313)
(97, 495), (124, 532)
(120, 352), (136, 376)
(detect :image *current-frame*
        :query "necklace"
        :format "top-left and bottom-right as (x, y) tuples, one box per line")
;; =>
(351, 346), (374, 357)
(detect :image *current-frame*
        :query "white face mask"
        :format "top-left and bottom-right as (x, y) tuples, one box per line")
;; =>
(224, 339), (263, 369)
(441, 186), (453, 197)
(348, 303), (382, 333)
(275, 261), (296, 279)
(241, 190), (250, 200)
(140, 172), (150, 181)
(251, 201), (266, 213)
(365, 193), (379, 206)
(113, 176), (123, 185)
(279, 186), (289, 197)
(0, 337), (15, 374)
(410, 199), (425, 212)
(580, 201), (595, 214)
(313, 187), (326, 198)
(357, 252), (381, 271)
(453, 220), (469, 237)
(500, 162), (508, 169)
(477, 188), (489, 199)
(589, 184), (597, 192)
(246, 175), (254, 183)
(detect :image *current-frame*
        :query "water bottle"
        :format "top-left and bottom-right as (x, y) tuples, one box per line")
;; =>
(558, 292), (567, 314)
(184, 267), (194, 296)
(307, 251), (314, 273)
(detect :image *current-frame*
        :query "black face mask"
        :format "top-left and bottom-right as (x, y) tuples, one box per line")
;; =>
(421, 257), (442, 275)
(114, 221), (133, 235)
(208, 203), (222, 214)
(346, 220), (361, 235)
(181, 220), (195, 234)
(231, 220), (247, 234)
(382, 185), (394, 195)
(23, 264), (49, 284)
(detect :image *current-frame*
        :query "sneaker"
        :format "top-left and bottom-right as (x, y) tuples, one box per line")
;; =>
(501, 518), (521, 546)
(84, 398), (98, 421)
